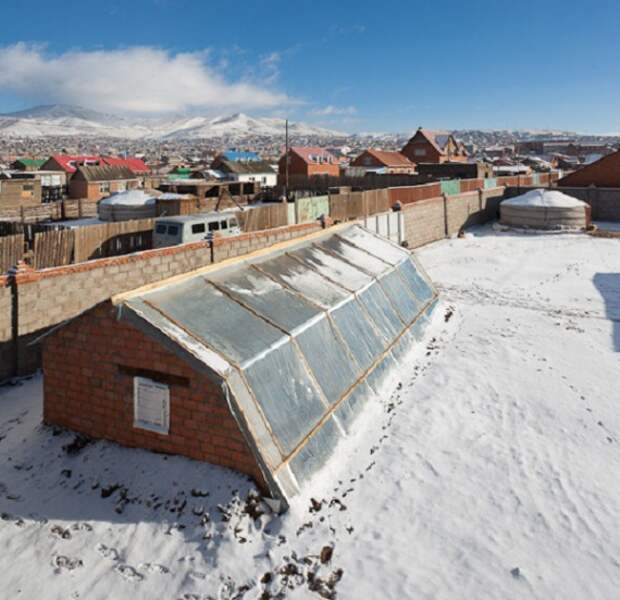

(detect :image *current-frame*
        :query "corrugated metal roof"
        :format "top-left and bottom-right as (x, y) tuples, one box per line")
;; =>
(115, 224), (438, 505)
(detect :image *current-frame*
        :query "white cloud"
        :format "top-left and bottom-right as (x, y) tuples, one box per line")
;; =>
(0, 43), (289, 114)
(311, 105), (357, 116)
(259, 51), (281, 85)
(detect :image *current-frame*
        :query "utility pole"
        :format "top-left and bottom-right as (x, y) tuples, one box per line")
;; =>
(284, 118), (290, 201)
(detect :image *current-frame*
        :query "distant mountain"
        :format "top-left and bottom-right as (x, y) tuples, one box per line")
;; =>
(0, 105), (344, 140)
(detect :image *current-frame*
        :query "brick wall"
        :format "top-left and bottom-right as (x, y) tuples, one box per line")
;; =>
(402, 187), (504, 248)
(402, 197), (446, 248)
(0, 221), (322, 381)
(0, 276), (12, 374)
(43, 302), (267, 489)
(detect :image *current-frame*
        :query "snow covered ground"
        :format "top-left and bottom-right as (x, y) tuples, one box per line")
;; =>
(1, 226), (619, 599)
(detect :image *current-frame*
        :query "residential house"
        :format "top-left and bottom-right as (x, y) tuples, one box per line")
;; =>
(210, 156), (277, 187)
(401, 128), (469, 164)
(68, 165), (140, 201)
(278, 147), (340, 181)
(41, 155), (149, 177)
(558, 150), (620, 187)
(0, 175), (42, 208)
(10, 158), (48, 171)
(349, 149), (416, 175)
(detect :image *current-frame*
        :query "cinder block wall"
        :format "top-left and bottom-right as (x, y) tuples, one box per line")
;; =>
(1, 221), (321, 380)
(402, 187), (504, 248)
(43, 302), (267, 488)
(0, 277), (13, 372)
(402, 197), (445, 248)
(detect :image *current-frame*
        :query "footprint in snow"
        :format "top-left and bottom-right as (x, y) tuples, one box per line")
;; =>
(139, 562), (170, 575)
(52, 555), (84, 573)
(96, 543), (120, 561)
(115, 564), (144, 582)
(188, 570), (207, 580)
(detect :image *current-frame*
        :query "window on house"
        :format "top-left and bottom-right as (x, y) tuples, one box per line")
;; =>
(22, 184), (34, 191)
(414, 148), (426, 157)
(261, 176), (267, 184)
(99, 182), (110, 193)
(191, 223), (206, 234)
(133, 376), (170, 434)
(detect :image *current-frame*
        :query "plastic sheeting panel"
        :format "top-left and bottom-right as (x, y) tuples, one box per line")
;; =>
(290, 245), (373, 292)
(256, 254), (349, 309)
(208, 268), (320, 333)
(141, 277), (285, 365)
(123, 224), (437, 506)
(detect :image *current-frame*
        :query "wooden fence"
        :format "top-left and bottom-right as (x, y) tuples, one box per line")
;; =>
(73, 219), (155, 262)
(33, 230), (75, 269)
(0, 199), (99, 224)
(0, 234), (25, 272)
(238, 204), (288, 232)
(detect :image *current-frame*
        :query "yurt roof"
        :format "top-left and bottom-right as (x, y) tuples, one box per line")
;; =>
(99, 189), (156, 207)
(503, 189), (586, 208)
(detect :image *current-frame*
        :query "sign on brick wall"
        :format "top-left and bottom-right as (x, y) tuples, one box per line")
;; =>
(133, 376), (170, 434)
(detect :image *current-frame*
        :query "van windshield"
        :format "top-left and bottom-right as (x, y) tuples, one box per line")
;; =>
(155, 224), (166, 234)
(167, 225), (179, 236)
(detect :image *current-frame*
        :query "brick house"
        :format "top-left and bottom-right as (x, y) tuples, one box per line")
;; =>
(41, 224), (437, 505)
(41, 155), (149, 177)
(349, 149), (416, 174)
(401, 128), (468, 164)
(557, 150), (620, 187)
(278, 146), (340, 180)
(69, 165), (141, 201)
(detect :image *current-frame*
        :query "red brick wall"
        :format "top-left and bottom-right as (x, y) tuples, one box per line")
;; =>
(278, 153), (340, 178)
(43, 301), (267, 488)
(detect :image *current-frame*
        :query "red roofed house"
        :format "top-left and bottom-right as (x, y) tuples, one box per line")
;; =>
(401, 128), (468, 164)
(278, 147), (340, 180)
(557, 150), (620, 188)
(41, 155), (150, 176)
(350, 149), (416, 174)
(103, 156), (150, 175)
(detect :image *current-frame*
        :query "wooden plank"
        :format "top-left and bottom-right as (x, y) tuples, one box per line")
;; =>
(0, 234), (25, 272)
(33, 230), (74, 269)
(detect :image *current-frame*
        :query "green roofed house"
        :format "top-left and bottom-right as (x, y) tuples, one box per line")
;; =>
(11, 158), (48, 171)
(168, 167), (194, 180)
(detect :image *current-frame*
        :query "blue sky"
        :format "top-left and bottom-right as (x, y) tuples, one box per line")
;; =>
(1, 0), (619, 133)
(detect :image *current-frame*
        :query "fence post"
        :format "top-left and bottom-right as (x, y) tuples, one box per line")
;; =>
(442, 193), (449, 237)
(8, 264), (18, 378)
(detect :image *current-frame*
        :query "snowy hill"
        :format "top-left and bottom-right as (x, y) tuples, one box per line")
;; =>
(0, 105), (343, 140)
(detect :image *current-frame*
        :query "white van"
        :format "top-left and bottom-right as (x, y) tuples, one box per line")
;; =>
(153, 212), (241, 248)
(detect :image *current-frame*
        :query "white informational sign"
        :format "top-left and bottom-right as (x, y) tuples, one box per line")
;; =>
(133, 377), (170, 435)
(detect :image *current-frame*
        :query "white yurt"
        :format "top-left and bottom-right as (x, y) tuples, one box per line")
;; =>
(98, 190), (158, 222)
(500, 189), (589, 230)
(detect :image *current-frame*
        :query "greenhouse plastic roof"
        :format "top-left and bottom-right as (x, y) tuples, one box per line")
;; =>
(117, 224), (438, 505)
